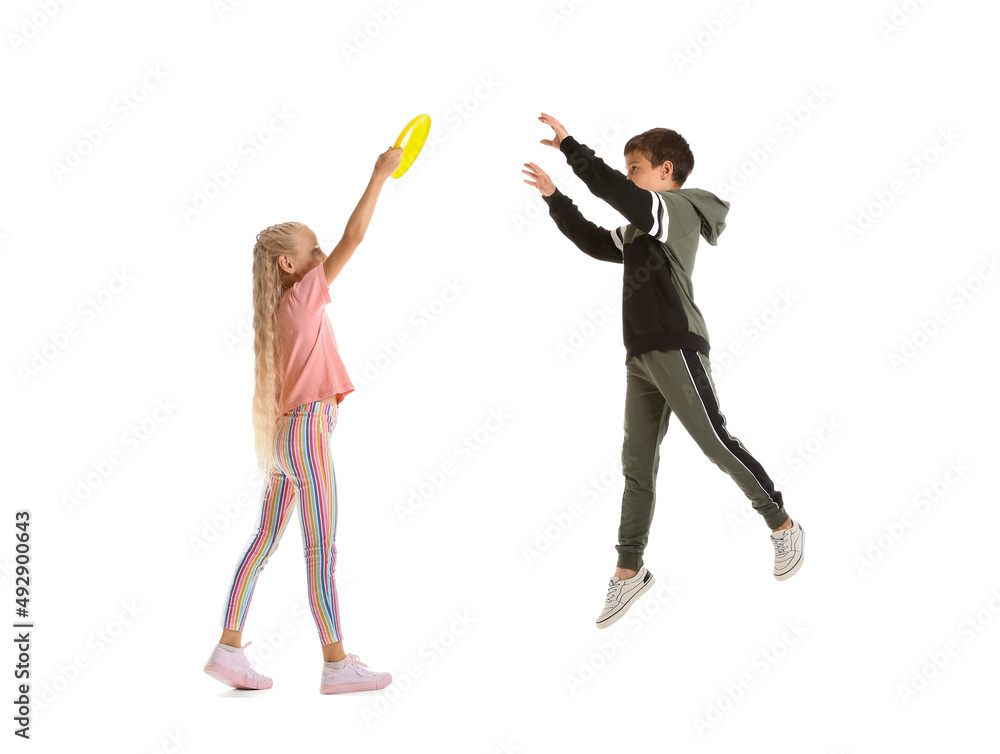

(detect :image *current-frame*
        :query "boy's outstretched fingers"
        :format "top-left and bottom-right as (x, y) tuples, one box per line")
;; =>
(521, 161), (554, 196)
(538, 112), (568, 149)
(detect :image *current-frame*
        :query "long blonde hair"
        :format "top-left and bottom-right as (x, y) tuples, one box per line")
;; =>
(251, 221), (307, 474)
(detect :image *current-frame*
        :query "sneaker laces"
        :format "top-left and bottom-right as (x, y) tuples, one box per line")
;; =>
(345, 653), (379, 679)
(772, 532), (790, 559)
(238, 642), (266, 679)
(605, 578), (622, 605)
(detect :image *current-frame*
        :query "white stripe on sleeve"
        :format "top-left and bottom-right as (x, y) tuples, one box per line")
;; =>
(611, 226), (626, 252)
(648, 192), (669, 242)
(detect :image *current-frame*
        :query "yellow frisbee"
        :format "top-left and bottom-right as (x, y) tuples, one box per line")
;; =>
(391, 114), (431, 178)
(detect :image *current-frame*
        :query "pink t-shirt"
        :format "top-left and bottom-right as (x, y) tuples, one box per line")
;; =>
(275, 263), (354, 418)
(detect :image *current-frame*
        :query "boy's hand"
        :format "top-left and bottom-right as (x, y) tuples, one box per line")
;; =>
(374, 146), (404, 180)
(522, 162), (555, 196)
(538, 112), (569, 149)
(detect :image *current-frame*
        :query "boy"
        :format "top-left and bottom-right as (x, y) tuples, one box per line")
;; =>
(522, 112), (805, 629)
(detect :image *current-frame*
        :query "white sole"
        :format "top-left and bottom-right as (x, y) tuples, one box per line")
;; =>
(320, 676), (392, 695)
(203, 663), (271, 690)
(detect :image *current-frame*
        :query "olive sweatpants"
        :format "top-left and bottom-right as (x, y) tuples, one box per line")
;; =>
(617, 348), (789, 570)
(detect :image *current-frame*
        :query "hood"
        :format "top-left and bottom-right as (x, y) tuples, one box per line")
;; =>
(673, 188), (730, 246)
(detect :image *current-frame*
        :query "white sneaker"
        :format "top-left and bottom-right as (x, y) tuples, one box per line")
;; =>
(596, 566), (656, 629)
(771, 519), (805, 581)
(319, 653), (392, 695)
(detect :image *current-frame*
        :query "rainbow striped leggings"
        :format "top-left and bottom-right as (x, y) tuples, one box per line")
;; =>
(220, 400), (343, 644)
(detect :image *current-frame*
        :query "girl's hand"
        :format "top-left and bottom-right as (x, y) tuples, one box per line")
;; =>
(522, 162), (555, 197)
(374, 146), (403, 180)
(538, 112), (569, 149)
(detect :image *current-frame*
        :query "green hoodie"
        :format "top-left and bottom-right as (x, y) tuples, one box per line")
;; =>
(542, 135), (731, 361)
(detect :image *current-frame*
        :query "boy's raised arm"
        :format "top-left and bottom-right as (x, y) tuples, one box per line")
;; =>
(558, 135), (669, 242)
(524, 158), (624, 264)
(543, 187), (625, 264)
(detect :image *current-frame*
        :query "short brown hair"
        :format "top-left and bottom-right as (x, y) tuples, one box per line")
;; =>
(624, 128), (694, 186)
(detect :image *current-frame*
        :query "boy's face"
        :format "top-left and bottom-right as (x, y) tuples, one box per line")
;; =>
(625, 151), (678, 191)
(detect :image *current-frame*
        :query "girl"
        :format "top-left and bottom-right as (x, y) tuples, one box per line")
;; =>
(203, 145), (403, 695)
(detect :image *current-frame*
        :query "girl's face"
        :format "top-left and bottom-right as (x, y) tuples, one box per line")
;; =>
(282, 227), (327, 283)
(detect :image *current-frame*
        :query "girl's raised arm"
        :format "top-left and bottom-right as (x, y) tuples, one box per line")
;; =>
(322, 145), (402, 286)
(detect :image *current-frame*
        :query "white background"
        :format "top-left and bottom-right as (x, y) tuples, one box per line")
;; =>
(3, 0), (1000, 750)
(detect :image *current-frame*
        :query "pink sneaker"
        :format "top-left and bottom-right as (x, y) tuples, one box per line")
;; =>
(203, 641), (273, 690)
(319, 653), (392, 695)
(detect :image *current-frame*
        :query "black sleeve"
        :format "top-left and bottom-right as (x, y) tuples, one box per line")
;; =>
(558, 135), (669, 242)
(542, 187), (625, 264)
